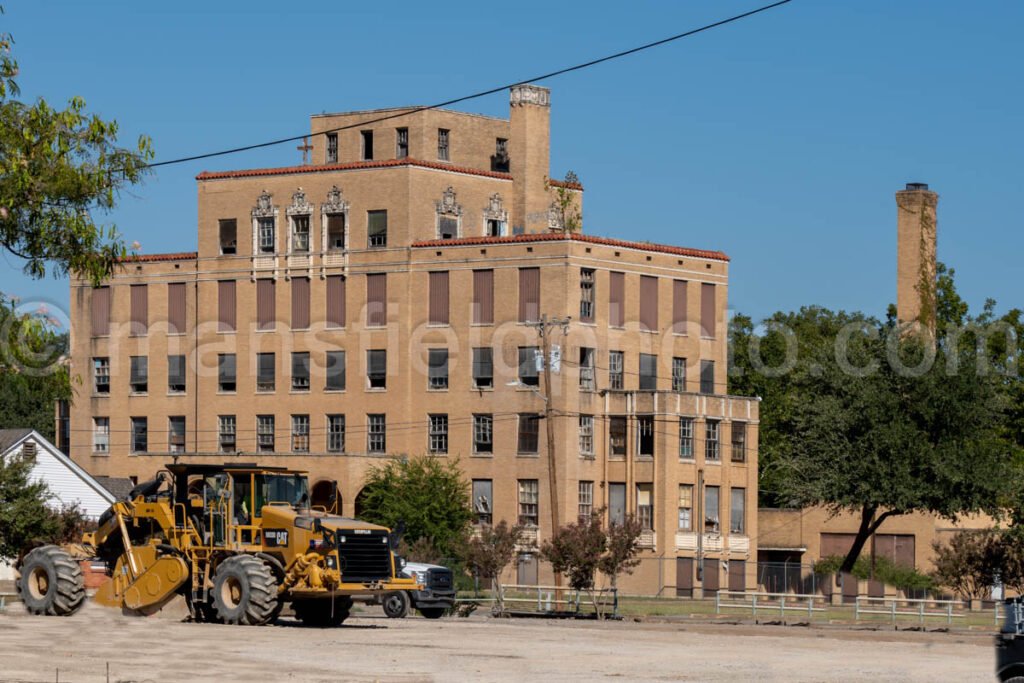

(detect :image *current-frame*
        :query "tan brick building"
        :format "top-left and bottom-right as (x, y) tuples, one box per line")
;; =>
(68, 85), (758, 596)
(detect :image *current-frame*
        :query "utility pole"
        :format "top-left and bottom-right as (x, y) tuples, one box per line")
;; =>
(527, 313), (570, 589)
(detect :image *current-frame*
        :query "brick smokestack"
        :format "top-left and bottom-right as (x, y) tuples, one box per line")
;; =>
(895, 182), (939, 335)
(509, 84), (551, 234)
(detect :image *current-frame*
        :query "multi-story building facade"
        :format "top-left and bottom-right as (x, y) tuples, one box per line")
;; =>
(68, 85), (758, 596)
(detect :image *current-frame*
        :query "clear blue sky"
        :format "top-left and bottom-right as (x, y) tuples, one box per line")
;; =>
(2, 0), (1022, 325)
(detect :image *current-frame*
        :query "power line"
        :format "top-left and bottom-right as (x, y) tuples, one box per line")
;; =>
(146, 1), (793, 169)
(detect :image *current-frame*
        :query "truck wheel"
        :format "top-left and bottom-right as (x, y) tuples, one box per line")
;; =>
(293, 597), (352, 627)
(382, 591), (410, 619)
(17, 545), (85, 617)
(419, 607), (446, 619)
(211, 555), (278, 626)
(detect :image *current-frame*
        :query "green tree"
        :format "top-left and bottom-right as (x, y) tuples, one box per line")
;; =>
(0, 449), (57, 560)
(0, 294), (70, 440)
(730, 265), (1019, 575)
(0, 15), (152, 284)
(358, 455), (473, 560)
(598, 516), (643, 590)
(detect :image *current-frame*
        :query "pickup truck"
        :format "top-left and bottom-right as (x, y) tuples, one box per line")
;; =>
(997, 598), (1024, 682)
(355, 561), (456, 619)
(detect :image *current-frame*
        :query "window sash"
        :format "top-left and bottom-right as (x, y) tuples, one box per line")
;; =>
(367, 350), (387, 387)
(93, 418), (110, 452)
(257, 416), (275, 451)
(473, 414), (493, 453)
(472, 348), (493, 387)
(609, 417), (627, 456)
(427, 349), (449, 389)
(706, 421), (721, 461)
(679, 418), (694, 458)
(672, 357), (686, 392)
(518, 480), (538, 525)
(326, 133), (338, 163)
(292, 415), (310, 452)
(437, 128), (450, 160)
(219, 416), (236, 451)
(292, 215), (310, 252)
(367, 211), (387, 247)
(428, 414), (448, 454)
(578, 481), (594, 521)
(639, 354), (657, 391)
(578, 415), (594, 454)
(131, 418), (148, 453)
(473, 480), (493, 524)
(730, 488), (746, 534)
(256, 353), (275, 391)
(368, 414), (386, 452)
(731, 422), (747, 462)
(326, 214), (346, 251)
(326, 351), (346, 391)
(258, 217), (275, 252)
(291, 352), (311, 390)
(168, 355), (186, 392)
(579, 348), (595, 391)
(705, 486), (720, 533)
(518, 346), (539, 385)
(327, 415), (346, 453)
(130, 357), (148, 391)
(608, 351), (623, 390)
(518, 414), (539, 453)
(579, 269), (595, 322)
(168, 417), (186, 452)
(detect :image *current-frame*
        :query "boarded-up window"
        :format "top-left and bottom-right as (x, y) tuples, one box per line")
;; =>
(429, 271), (449, 325)
(673, 280), (687, 332)
(608, 272), (624, 328)
(700, 360), (715, 395)
(701, 283), (716, 338)
(291, 277), (310, 330)
(874, 534), (917, 569)
(472, 270), (493, 324)
(639, 276), (658, 331)
(325, 350), (345, 391)
(820, 533), (857, 560)
(366, 273), (386, 327)
(91, 287), (111, 336)
(518, 268), (540, 322)
(218, 280), (236, 333)
(167, 283), (186, 334)
(326, 276), (345, 328)
(130, 284), (148, 336)
(256, 279), (275, 331)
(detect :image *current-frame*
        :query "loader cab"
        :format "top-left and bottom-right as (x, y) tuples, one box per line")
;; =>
(167, 463), (311, 548)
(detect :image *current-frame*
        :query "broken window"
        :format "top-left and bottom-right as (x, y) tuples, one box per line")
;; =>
(361, 130), (373, 160)
(169, 416), (186, 454)
(326, 133), (338, 163)
(428, 414), (448, 454)
(579, 347), (595, 391)
(292, 215), (310, 252)
(609, 416), (627, 457)
(367, 349), (387, 389)
(219, 219), (237, 255)
(579, 268), (595, 322)
(437, 128), (450, 161)
(637, 415), (654, 457)
(396, 127), (408, 158)
(473, 479), (493, 525)
(474, 414), (493, 454)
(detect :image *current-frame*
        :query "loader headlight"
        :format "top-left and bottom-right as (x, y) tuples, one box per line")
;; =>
(326, 555), (337, 570)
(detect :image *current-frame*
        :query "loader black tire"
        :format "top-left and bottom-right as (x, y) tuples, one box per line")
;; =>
(211, 555), (278, 626)
(16, 545), (85, 617)
(292, 597), (352, 627)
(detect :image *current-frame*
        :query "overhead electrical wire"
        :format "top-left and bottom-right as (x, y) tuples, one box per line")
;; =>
(145, 0), (793, 170)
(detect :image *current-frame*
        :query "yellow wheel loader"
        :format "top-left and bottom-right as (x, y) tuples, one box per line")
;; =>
(16, 463), (418, 626)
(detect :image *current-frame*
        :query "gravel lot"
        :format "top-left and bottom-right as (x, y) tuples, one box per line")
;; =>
(0, 601), (996, 682)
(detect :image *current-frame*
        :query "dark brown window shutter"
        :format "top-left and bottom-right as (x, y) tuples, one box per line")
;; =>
(167, 283), (186, 334)
(366, 273), (386, 327)
(91, 287), (111, 336)
(291, 277), (310, 330)
(518, 268), (540, 322)
(257, 279), (276, 331)
(608, 272), (624, 328)
(701, 283), (716, 338)
(218, 280), (236, 333)
(326, 275), (345, 328)
(130, 284), (148, 336)
(472, 269), (494, 324)
(639, 276), (658, 331)
(673, 279), (688, 332)
(429, 271), (450, 325)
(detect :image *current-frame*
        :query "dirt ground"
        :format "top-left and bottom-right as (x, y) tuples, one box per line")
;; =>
(0, 601), (997, 683)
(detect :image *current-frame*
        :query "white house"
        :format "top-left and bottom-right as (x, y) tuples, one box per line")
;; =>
(0, 428), (116, 519)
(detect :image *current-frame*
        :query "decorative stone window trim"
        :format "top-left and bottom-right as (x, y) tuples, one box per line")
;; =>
(321, 185), (350, 252)
(285, 187), (314, 254)
(435, 186), (463, 239)
(482, 193), (508, 236)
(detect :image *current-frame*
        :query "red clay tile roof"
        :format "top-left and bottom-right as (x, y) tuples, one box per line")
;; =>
(411, 232), (728, 262)
(197, 158), (514, 182)
(121, 252), (197, 263)
(548, 178), (584, 191)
